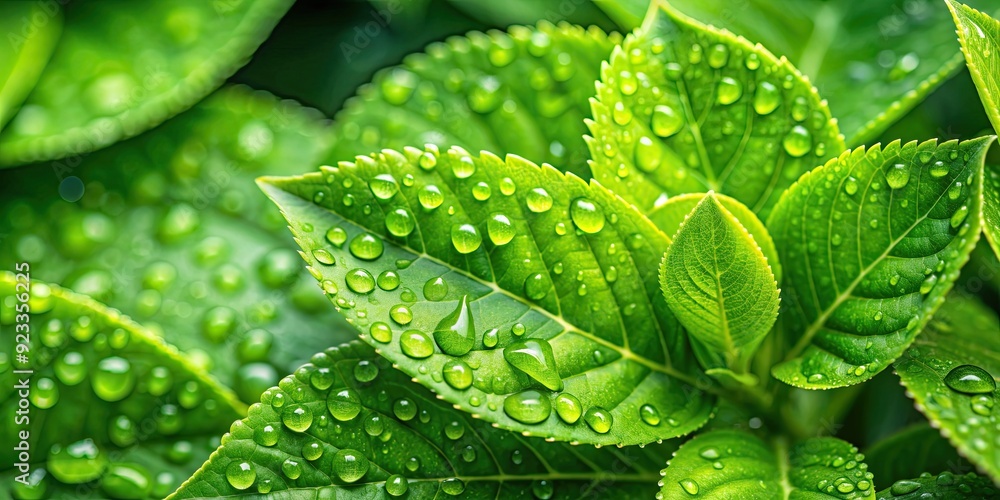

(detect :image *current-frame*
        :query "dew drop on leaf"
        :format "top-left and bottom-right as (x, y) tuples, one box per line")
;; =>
(353, 360), (379, 382)
(386, 474), (408, 496)
(302, 441), (323, 461)
(370, 322), (392, 343)
(753, 81), (780, 115)
(944, 365), (997, 394)
(584, 407), (613, 433)
(950, 205), (969, 228)
(282, 405), (313, 432)
(708, 43), (729, 68)
(385, 208), (415, 237)
(533, 479), (555, 499)
(930, 161), (950, 178)
(93, 357), (135, 402)
(423, 277), (449, 301)
(434, 296), (476, 356)
(390, 305), (413, 325)
(782, 125), (812, 157)
(349, 234), (384, 260)
(554, 393), (582, 424)
(487, 213), (515, 245)
(328, 389), (362, 421)
(47, 439), (107, 484)
(450, 224), (482, 254)
(651, 105), (683, 137)
(716, 77), (742, 105)
(679, 479), (699, 495)
(442, 359), (474, 390)
(503, 390), (552, 424)
(639, 404), (661, 426)
(452, 155), (477, 178)
(526, 188), (553, 213)
(503, 338), (562, 391)
(885, 163), (911, 189)
(346, 269), (375, 294)
(635, 136), (662, 172)
(524, 273), (550, 300)
(369, 174), (399, 200)
(400, 330), (435, 359)
(377, 270), (400, 291)
(570, 198), (605, 233)
(55, 351), (87, 386)
(331, 449), (369, 483)
(393, 398), (417, 421)
(225, 461), (255, 491)
(889, 480), (921, 495)
(418, 185), (444, 210)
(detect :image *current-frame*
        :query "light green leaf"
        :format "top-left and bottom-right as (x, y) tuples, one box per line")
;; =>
(171, 341), (676, 498)
(0, 2), (61, 131)
(587, 0), (845, 221)
(658, 429), (875, 499)
(330, 21), (619, 179)
(0, 0), (293, 166)
(658, 193), (779, 367)
(769, 138), (992, 389)
(0, 87), (356, 403)
(260, 146), (715, 446)
(894, 296), (1000, 482)
(947, 1), (1000, 262)
(0, 273), (244, 498)
(648, 192), (782, 285)
(594, 0), (999, 146)
(875, 471), (997, 499)
(864, 424), (969, 486)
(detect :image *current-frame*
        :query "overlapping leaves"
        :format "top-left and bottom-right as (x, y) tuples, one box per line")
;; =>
(172, 341), (675, 498)
(261, 146), (715, 446)
(0, 2), (61, 131)
(768, 138), (990, 389)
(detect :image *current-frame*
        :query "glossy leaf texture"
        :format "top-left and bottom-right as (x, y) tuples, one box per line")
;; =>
(172, 341), (675, 498)
(875, 471), (997, 499)
(0, 86), (356, 403)
(261, 146), (715, 446)
(647, 192), (781, 285)
(594, 0), (999, 146)
(658, 194), (779, 364)
(329, 21), (619, 179)
(0, 274), (244, 499)
(864, 424), (968, 486)
(587, 0), (845, 221)
(658, 429), (875, 499)
(947, 1), (1000, 262)
(0, 2), (61, 131)
(0, 0), (293, 166)
(769, 138), (991, 389)
(894, 297), (1000, 482)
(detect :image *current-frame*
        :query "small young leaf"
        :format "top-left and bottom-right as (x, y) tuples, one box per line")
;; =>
(260, 147), (715, 446)
(658, 429), (875, 499)
(0, 87), (356, 403)
(0, 0), (293, 166)
(769, 138), (992, 389)
(864, 424), (969, 486)
(875, 471), (997, 499)
(947, 1), (1000, 262)
(650, 192), (782, 285)
(0, 274), (244, 498)
(587, 0), (845, 219)
(658, 193), (779, 366)
(894, 297), (1000, 481)
(0, 2), (61, 131)
(171, 341), (675, 498)
(331, 21), (619, 179)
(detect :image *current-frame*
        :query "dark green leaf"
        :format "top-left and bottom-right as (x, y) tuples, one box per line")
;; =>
(769, 138), (992, 389)
(171, 341), (675, 498)
(330, 21), (619, 179)
(587, 0), (845, 220)
(0, 274), (243, 498)
(261, 146), (715, 446)
(875, 471), (997, 499)
(0, 0), (293, 166)
(658, 429), (875, 499)
(894, 296), (1000, 481)
(0, 2), (61, 131)
(658, 193), (779, 366)
(864, 424), (969, 486)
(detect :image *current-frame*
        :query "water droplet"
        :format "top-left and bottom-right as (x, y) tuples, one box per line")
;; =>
(226, 461), (256, 490)
(443, 359), (474, 390)
(452, 155), (476, 179)
(500, 177), (516, 195)
(783, 126), (812, 157)
(652, 105), (683, 137)
(302, 441), (323, 461)
(920, 275), (937, 295)
(944, 365), (996, 394)
(332, 449), (369, 483)
(524, 273), (551, 301)
(394, 398), (417, 421)
(612, 101), (633, 125)
(618, 71), (638, 95)
(930, 161), (950, 178)
(512, 323), (526, 336)
(640, 404), (660, 426)
(434, 296), (476, 356)
(635, 136), (662, 172)
(375, 270), (400, 292)
(487, 214), (515, 245)
(504, 339), (562, 391)
(584, 407), (612, 433)
(369, 174), (399, 200)
(381, 68), (417, 104)
(327, 388), (362, 421)
(504, 390), (552, 424)
(93, 357), (135, 402)
(390, 305), (413, 325)
(527, 188), (553, 213)
(836, 482), (855, 493)
(55, 351), (87, 386)
(349, 234), (384, 260)
(716, 77), (743, 105)
(885, 163), (911, 189)
(451, 224), (482, 254)
(386, 474), (408, 496)
(472, 182), (492, 201)
(753, 81), (780, 115)
(370, 322), (392, 343)
(679, 479), (699, 495)
(384, 208), (415, 237)
(424, 277), (449, 301)
(281, 458), (302, 480)
(555, 394), (582, 424)
(419, 185), (444, 210)
(844, 177), (859, 195)
(570, 198), (606, 233)
(951, 205), (969, 228)
(708, 44), (729, 68)
(890, 479), (921, 495)
(401, 330), (435, 359)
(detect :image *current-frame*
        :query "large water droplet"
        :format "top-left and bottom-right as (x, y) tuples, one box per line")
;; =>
(584, 407), (612, 433)
(753, 81), (780, 115)
(950, 205), (969, 229)
(886, 163), (911, 189)
(419, 185), (444, 210)
(635, 136), (662, 172)
(716, 77), (743, 105)
(652, 105), (683, 138)
(570, 198), (605, 233)
(349, 234), (384, 260)
(423, 277), (449, 301)
(434, 296), (476, 356)
(504, 338), (562, 391)
(225, 461), (256, 490)
(679, 479), (699, 495)
(503, 390), (552, 424)
(369, 174), (399, 200)
(783, 126), (812, 157)
(527, 188), (553, 213)
(47, 439), (108, 484)
(451, 224), (482, 254)
(944, 365), (996, 394)
(332, 449), (369, 483)
(930, 161), (950, 178)
(385, 208), (415, 237)
(487, 213), (515, 245)
(890, 480), (921, 495)
(93, 357), (135, 402)
(443, 359), (474, 390)
(639, 404), (660, 426)
(101, 463), (153, 499)
(55, 351), (87, 386)
(401, 330), (435, 359)
(346, 269), (376, 294)
(386, 474), (408, 496)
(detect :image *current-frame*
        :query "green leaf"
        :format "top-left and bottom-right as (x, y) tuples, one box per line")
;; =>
(768, 138), (992, 389)
(947, 1), (1000, 262)
(864, 424), (969, 486)
(594, 0), (999, 146)
(330, 21), (619, 179)
(658, 429), (875, 499)
(647, 192), (782, 285)
(894, 296), (1000, 482)
(171, 341), (676, 498)
(0, 274), (244, 498)
(875, 471), (997, 499)
(0, 86), (356, 403)
(587, 0), (845, 221)
(0, 2), (61, 131)
(260, 146), (715, 446)
(0, 0), (293, 166)
(658, 193), (779, 366)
